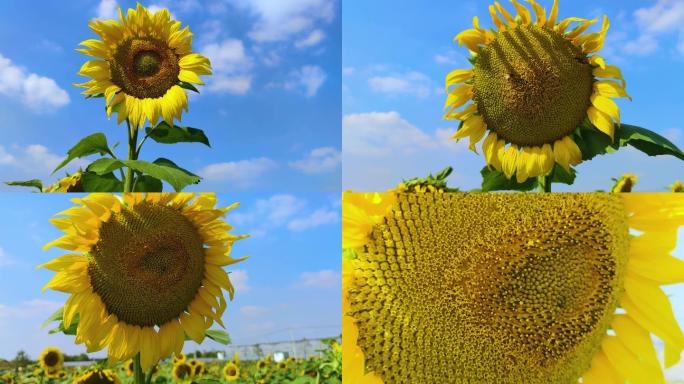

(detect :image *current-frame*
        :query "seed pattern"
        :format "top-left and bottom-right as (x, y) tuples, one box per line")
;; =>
(89, 202), (205, 327)
(348, 193), (629, 383)
(110, 38), (180, 99)
(474, 25), (594, 146)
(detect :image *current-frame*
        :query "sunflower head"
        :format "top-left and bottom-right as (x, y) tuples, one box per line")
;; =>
(74, 369), (121, 384)
(172, 363), (192, 381)
(445, 0), (629, 182)
(344, 191), (684, 383)
(40, 193), (247, 371)
(672, 180), (684, 193)
(223, 362), (240, 381)
(76, 3), (212, 129)
(172, 352), (187, 364)
(611, 173), (638, 192)
(38, 347), (64, 371)
(256, 359), (267, 369)
(278, 361), (288, 370)
(190, 360), (205, 376)
(44, 172), (84, 193)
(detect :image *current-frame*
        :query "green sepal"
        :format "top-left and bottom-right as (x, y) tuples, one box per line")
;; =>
(178, 81), (200, 93)
(4, 179), (43, 192)
(480, 166), (536, 191)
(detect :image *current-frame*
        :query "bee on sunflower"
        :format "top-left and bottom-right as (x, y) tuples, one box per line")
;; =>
(445, 0), (684, 191)
(40, 193), (246, 384)
(343, 191), (684, 383)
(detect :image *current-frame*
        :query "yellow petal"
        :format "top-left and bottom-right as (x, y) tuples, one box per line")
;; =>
(593, 64), (626, 88)
(445, 103), (477, 121)
(510, 0), (532, 25)
(582, 350), (623, 384)
(546, 0), (559, 27)
(525, 0), (546, 26)
(180, 311), (206, 343)
(454, 29), (486, 52)
(445, 69), (474, 91)
(488, 5), (507, 30)
(595, 80), (631, 100)
(452, 115), (487, 153)
(590, 94), (620, 125)
(602, 335), (663, 384)
(502, 144), (519, 179)
(587, 106), (615, 140)
(611, 314), (662, 370)
(589, 55), (606, 69)
(37, 254), (87, 271)
(482, 132), (499, 166)
(140, 328), (161, 371)
(495, 2), (516, 26)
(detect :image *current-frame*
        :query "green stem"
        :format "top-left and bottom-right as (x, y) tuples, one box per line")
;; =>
(133, 353), (145, 384)
(538, 175), (552, 192)
(123, 119), (139, 193)
(145, 364), (156, 384)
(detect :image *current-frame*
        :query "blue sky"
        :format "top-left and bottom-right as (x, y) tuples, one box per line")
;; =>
(0, 192), (340, 359)
(0, 0), (340, 192)
(342, 0), (684, 192)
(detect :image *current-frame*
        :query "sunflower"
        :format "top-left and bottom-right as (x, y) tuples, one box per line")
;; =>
(188, 359), (205, 376)
(172, 352), (187, 365)
(38, 347), (64, 372)
(611, 173), (637, 192)
(76, 4), (212, 129)
(40, 193), (247, 371)
(75, 369), (121, 384)
(231, 351), (240, 364)
(256, 359), (267, 369)
(44, 172), (84, 193)
(125, 359), (135, 376)
(172, 363), (192, 382)
(446, 0), (628, 182)
(223, 362), (240, 382)
(672, 181), (684, 193)
(343, 191), (684, 383)
(277, 361), (288, 370)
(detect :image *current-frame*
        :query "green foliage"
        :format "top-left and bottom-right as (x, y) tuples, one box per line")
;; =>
(86, 158), (200, 192)
(81, 172), (123, 192)
(205, 330), (231, 345)
(52, 133), (111, 174)
(3, 179), (42, 192)
(178, 81), (200, 93)
(574, 122), (684, 161)
(480, 167), (536, 191)
(146, 123), (211, 147)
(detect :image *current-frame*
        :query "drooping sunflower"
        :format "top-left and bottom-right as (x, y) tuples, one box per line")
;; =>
(343, 191), (684, 383)
(446, 0), (629, 182)
(611, 173), (637, 192)
(74, 369), (122, 384)
(40, 193), (247, 371)
(172, 362), (193, 382)
(38, 347), (64, 372)
(223, 362), (240, 382)
(44, 172), (84, 193)
(76, 3), (212, 129)
(672, 181), (684, 193)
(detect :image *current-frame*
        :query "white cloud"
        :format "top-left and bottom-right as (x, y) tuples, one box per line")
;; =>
(202, 39), (254, 94)
(231, 195), (307, 227)
(0, 247), (13, 267)
(282, 65), (327, 97)
(368, 71), (434, 98)
(236, 0), (335, 43)
(147, 4), (176, 19)
(230, 269), (250, 292)
(96, 0), (118, 19)
(622, 0), (684, 56)
(343, 111), (474, 190)
(287, 208), (338, 231)
(297, 270), (340, 289)
(197, 157), (277, 187)
(240, 305), (270, 316)
(0, 53), (70, 111)
(289, 147), (341, 174)
(0, 144), (85, 176)
(295, 29), (326, 48)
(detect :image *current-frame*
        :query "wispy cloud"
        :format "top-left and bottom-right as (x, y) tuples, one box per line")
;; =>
(368, 71), (435, 98)
(622, 0), (684, 56)
(230, 269), (250, 293)
(202, 39), (254, 94)
(197, 158), (277, 188)
(297, 270), (340, 289)
(287, 208), (338, 231)
(96, 0), (118, 19)
(236, 0), (336, 43)
(289, 147), (341, 174)
(295, 29), (326, 49)
(280, 65), (327, 97)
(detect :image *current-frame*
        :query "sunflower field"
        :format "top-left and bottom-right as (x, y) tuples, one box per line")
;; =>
(0, 339), (341, 384)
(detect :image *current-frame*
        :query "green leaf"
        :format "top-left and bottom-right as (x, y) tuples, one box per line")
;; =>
(87, 158), (125, 175)
(81, 171), (123, 192)
(48, 314), (78, 336)
(133, 176), (163, 192)
(53, 133), (110, 174)
(550, 164), (576, 185)
(4, 179), (43, 192)
(86, 93), (104, 99)
(205, 329), (231, 345)
(480, 166), (536, 191)
(145, 122), (211, 147)
(127, 158), (201, 192)
(617, 124), (684, 160)
(574, 128), (614, 161)
(41, 307), (63, 329)
(178, 81), (200, 93)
